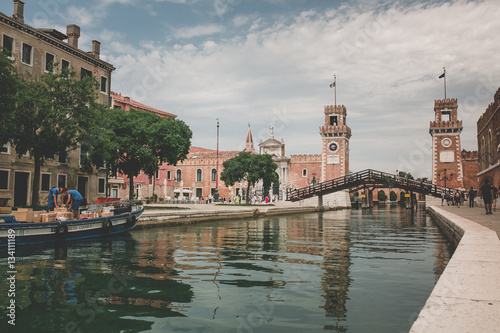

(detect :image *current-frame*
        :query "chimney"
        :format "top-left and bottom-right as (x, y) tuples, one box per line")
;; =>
(66, 24), (80, 48)
(13, 1), (24, 24)
(92, 40), (100, 59)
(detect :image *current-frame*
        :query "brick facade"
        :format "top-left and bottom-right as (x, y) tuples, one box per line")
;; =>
(0, 2), (114, 206)
(477, 87), (500, 189)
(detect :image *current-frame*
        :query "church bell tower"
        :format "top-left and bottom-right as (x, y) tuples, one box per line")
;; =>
(429, 98), (464, 189)
(319, 105), (351, 181)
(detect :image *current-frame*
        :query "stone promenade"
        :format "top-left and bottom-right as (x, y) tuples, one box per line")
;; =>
(411, 204), (500, 333)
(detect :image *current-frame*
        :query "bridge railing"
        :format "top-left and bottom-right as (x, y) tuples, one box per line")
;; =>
(286, 169), (455, 201)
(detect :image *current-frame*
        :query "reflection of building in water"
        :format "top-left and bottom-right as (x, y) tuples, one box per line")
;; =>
(319, 211), (351, 330)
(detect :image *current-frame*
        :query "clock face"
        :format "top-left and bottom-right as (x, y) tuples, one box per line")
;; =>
(328, 141), (339, 153)
(441, 138), (452, 148)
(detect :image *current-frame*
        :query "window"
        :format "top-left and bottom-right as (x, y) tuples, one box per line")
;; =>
(0, 170), (9, 190)
(79, 145), (88, 166)
(98, 178), (105, 194)
(100, 76), (108, 94)
(330, 115), (338, 126)
(149, 176), (153, 185)
(1, 143), (9, 154)
(167, 170), (171, 180)
(481, 137), (485, 170)
(211, 169), (217, 182)
(176, 169), (182, 181)
(61, 59), (70, 71)
(58, 150), (68, 164)
(196, 169), (202, 182)
(81, 67), (92, 79)
(61, 59), (70, 77)
(22, 43), (32, 65)
(155, 169), (160, 179)
(57, 174), (67, 188)
(442, 110), (451, 122)
(41, 173), (51, 191)
(2, 35), (13, 58)
(302, 169), (307, 177)
(45, 52), (55, 72)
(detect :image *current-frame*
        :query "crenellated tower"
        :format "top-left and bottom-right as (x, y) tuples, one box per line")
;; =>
(429, 98), (464, 189)
(319, 105), (351, 181)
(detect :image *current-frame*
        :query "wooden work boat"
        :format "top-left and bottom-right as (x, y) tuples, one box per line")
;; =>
(0, 203), (143, 247)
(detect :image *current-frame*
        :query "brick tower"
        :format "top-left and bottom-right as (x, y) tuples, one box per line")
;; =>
(319, 105), (351, 181)
(429, 98), (464, 189)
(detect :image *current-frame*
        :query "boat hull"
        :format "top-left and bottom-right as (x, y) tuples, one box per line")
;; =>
(0, 207), (144, 247)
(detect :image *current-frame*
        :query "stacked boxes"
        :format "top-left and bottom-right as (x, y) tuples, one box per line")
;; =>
(41, 213), (57, 222)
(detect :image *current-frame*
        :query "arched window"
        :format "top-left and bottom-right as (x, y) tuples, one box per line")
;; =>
(481, 137), (485, 170)
(211, 169), (217, 182)
(196, 169), (202, 182)
(176, 169), (182, 181)
(488, 130), (493, 165)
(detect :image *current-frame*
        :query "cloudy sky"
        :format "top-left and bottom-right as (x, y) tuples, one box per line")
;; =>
(2, 0), (498, 178)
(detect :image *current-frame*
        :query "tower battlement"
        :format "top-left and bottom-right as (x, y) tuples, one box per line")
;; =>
(434, 98), (458, 109)
(324, 105), (347, 114)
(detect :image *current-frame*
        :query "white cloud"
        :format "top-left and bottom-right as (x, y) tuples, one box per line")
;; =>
(172, 24), (225, 39)
(106, 0), (500, 178)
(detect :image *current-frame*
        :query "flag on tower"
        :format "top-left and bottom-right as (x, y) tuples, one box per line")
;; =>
(330, 81), (335, 88)
(439, 72), (445, 79)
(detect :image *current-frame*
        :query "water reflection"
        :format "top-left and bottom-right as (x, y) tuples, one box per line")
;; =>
(0, 205), (451, 333)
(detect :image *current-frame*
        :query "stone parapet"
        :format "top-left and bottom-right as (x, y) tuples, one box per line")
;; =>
(410, 206), (500, 332)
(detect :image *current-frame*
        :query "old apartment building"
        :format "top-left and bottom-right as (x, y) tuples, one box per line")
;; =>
(0, 1), (115, 206)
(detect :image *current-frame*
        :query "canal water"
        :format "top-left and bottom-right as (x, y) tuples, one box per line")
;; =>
(0, 205), (452, 333)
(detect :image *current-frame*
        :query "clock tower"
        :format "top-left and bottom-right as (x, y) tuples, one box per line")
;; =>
(320, 105), (351, 181)
(429, 98), (464, 189)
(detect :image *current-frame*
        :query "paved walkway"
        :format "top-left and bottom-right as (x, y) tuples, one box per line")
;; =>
(435, 204), (500, 239)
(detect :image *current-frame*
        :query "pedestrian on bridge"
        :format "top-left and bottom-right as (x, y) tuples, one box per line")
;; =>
(468, 187), (475, 208)
(480, 179), (493, 215)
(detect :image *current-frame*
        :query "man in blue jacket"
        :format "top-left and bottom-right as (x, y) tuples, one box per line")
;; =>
(47, 186), (63, 211)
(62, 188), (83, 219)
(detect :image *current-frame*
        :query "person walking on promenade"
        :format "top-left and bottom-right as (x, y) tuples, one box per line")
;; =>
(468, 187), (475, 208)
(47, 186), (63, 211)
(62, 188), (83, 220)
(480, 179), (493, 215)
(454, 190), (461, 208)
(441, 192), (445, 206)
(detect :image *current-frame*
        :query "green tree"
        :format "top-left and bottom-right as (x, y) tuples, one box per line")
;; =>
(378, 190), (387, 201)
(220, 151), (278, 203)
(5, 64), (101, 206)
(0, 51), (20, 146)
(390, 191), (397, 201)
(82, 108), (192, 199)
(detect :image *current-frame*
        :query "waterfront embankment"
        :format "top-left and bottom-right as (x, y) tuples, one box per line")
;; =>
(137, 201), (348, 228)
(411, 205), (500, 332)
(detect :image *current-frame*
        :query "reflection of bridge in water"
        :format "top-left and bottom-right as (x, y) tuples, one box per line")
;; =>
(287, 169), (455, 208)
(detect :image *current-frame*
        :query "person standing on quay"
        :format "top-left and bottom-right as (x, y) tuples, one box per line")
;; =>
(480, 179), (493, 215)
(63, 188), (83, 220)
(468, 187), (475, 208)
(47, 186), (63, 211)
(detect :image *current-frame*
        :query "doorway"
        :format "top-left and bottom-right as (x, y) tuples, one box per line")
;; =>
(14, 171), (29, 207)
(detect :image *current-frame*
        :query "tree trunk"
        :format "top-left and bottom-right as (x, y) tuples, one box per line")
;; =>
(246, 182), (251, 204)
(32, 154), (41, 207)
(128, 174), (134, 200)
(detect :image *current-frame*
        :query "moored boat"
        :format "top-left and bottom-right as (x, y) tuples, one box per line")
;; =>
(0, 202), (143, 247)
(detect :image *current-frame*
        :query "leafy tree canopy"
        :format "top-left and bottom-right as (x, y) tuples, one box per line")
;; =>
(82, 108), (192, 199)
(2, 60), (102, 206)
(220, 151), (278, 202)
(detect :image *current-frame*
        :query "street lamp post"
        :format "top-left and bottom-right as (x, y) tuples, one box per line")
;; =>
(437, 168), (453, 188)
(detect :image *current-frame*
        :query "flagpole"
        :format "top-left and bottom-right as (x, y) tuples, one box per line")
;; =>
(216, 118), (219, 191)
(334, 75), (337, 106)
(443, 67), (446, 100)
